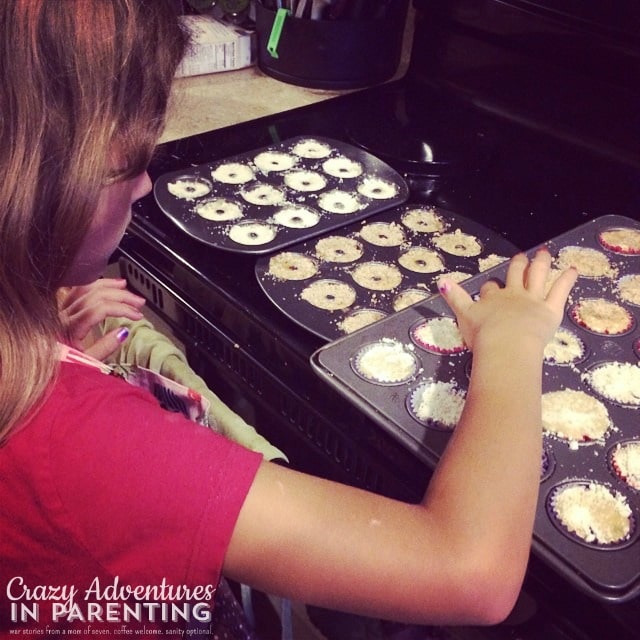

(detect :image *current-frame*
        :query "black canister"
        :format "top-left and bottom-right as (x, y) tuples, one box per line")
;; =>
(255, 1), (409, 90)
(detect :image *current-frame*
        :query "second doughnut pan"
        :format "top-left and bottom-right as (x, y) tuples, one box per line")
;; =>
(255, 203), (518, 341)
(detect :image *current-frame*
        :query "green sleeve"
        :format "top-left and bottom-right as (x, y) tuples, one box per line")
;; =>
(102, 316), (288, 462)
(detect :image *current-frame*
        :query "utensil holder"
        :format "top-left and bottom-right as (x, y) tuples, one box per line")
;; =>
(255, 2), (409, 89)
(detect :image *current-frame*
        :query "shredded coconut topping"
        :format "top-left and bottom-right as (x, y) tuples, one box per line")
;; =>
(354, 340), (417, 384)
(571, 298), (633, 335)
(411, 317), (466, 353)
(611, 442), (640, 490)
(542, 389), (610, 443)
(409, 380), (466, 429)
(551, 482), (633, 545)
(617, 275), (640, 306)
(584, 361), (640, 406)
(544, 328), (585, 364)
(599, 227), (640, 255)
(555, 246), (617, 278)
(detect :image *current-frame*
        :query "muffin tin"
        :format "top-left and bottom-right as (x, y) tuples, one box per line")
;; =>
(255, 204), (518, 340)
(153, 136), (409, 254)
(311, 214), (640, 602)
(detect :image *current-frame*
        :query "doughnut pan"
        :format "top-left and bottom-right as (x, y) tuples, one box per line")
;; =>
(255, 204), (518, 341)
(311, 214), (640, 603)
(153, 136), (409, 254)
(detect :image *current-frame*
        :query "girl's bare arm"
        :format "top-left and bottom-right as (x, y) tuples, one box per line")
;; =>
(223, 250), (577, 625)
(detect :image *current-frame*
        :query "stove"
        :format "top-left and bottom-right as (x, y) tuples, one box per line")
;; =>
(117, 1), (640, 637)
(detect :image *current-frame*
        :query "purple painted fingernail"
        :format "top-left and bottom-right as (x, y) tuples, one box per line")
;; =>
(116, 327), (129, 343)
(438, 279), (450, 295)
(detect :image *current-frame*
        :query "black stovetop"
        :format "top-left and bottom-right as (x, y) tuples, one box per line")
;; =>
(129, 76), (639, 361)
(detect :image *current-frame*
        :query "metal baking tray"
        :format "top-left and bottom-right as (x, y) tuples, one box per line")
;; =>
(311, 214), (640, 602)
(255, 204), (518, 341)
(153, 136), (409, 255)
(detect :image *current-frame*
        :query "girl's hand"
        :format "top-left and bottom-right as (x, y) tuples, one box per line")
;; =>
(57, 278), (146, 360)
(438, 249), (578, 353)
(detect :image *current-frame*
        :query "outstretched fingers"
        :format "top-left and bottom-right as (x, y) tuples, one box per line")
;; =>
(520, 247), (577, 310)
(522, 248), (552, 296)
(545, 266), (578, 314)
(504, 252), (530, 289)
(437, 277), (474, 317)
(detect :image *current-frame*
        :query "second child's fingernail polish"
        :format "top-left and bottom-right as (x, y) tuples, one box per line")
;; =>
(116, 327), (129, 343)
(438, 280), (450, 294)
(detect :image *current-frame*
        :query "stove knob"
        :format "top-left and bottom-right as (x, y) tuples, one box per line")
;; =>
(219, 0), (251, 23)
(185, 0), (218, 10)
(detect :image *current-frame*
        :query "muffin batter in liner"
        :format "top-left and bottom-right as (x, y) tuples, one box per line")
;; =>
(598, 226), (640, 255)
(543, 327), (587, 365)
(582, 361), (640, 408)
(406, 379), (466, 430)
(608, 440), (640, 492)
(351, 339), (419, 386)
(546, 480), (636, 549)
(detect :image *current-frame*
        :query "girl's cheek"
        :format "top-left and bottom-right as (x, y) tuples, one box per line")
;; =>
(131, 172), (152, 202)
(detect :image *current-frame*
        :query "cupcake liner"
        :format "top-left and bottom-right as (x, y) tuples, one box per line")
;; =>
(540, 446), (555, 483)
(350, 339), (420, 386)
(598, 226), (640, 255)
(406, 379), (466, 430)
(569, 297), (635, 336)
(608, 440), (640, 492)
(582, 360), (640, 408)
(543, 327), (587, 366)
(409, 317), (468, 355)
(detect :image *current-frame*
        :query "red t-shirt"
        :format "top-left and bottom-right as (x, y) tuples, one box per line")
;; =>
(0, 362), (262, 634)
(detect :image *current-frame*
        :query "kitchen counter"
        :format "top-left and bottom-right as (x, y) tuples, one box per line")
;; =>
(161, 8), (414, 143)
(161, 68), (351, 143)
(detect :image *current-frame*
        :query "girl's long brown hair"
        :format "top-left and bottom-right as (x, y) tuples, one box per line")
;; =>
(0, 0), (188, 441)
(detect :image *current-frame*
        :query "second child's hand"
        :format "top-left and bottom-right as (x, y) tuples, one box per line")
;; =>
(58, 278), (146, 360)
